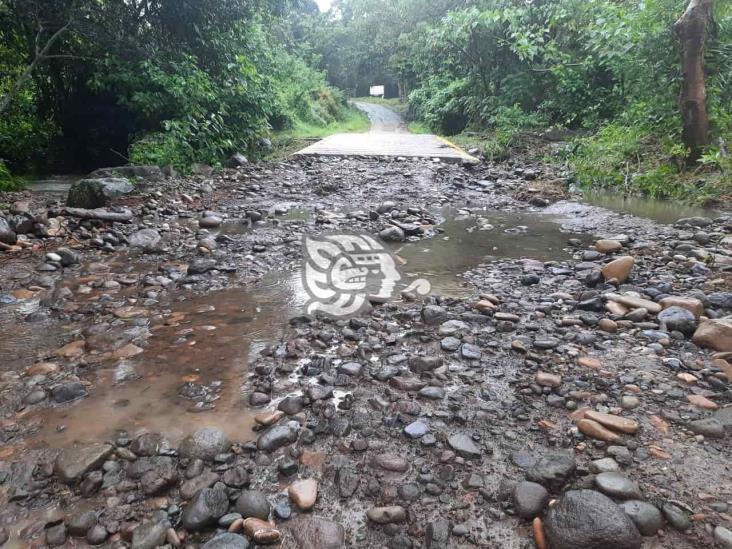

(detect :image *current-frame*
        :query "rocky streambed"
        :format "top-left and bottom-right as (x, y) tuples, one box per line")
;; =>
(0, 156), (731, 548)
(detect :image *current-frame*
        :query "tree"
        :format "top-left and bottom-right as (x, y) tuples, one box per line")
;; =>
(673, 0), (715, 162)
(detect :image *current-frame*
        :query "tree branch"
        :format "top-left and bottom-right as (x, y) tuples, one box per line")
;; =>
(0, 18), (73, 115)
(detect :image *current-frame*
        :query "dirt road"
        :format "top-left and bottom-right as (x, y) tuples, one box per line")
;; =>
(0, 132), (730, 548)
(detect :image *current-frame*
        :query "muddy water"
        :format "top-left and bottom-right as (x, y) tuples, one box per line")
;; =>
(582, 190), (717, 224)
(25, 207), (589, 448)
(392, 207), (593, 295)
(30, 272), (310, 448)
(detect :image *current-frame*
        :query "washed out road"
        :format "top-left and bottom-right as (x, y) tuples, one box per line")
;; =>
(0, 107), (730, 548)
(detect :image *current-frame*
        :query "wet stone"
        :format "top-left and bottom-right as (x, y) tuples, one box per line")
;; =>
(404, 421), (429, 439)
(460, 343), (481, 360)
(278, 395), (304, 415)
(662, 502), (691, 531)
(715, 526), (732, 549)
(178, 428), (230, 460)
(68, 509), (97, 536)
(55, 443), (113, 484)
(181, 487), (229, 531)
(288, 517), (345, 549)
(366, 506), (406, 524)
(526, 452), (576, 489)
(425, 518), (451, 549)
(619, 500), (664, 536)
(440, 337), (461, 352)
(46, 524), (67, 546)
(235, 490), (271, 520)
(131, 520), (168, 549)
(202, 533), (250, 549)
(687, 418), (725, 438)
(51, 381), (88, 403)
(513, 481), (549, 518)
(257, 425), (298, 452)
(447, 433), (481, 459)
(545, 490), (641, 549)
(594, 472), (642, 500)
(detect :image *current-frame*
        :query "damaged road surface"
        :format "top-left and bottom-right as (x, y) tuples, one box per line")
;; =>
(1, 149), (732, 549)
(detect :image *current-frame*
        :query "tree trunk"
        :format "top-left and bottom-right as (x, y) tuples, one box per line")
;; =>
(673, 0), (714, 163)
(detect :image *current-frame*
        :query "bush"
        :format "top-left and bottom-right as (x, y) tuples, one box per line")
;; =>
(0, 160), (24, 192)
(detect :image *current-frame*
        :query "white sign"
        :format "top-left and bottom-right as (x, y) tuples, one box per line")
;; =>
(369, 85), (385, 97)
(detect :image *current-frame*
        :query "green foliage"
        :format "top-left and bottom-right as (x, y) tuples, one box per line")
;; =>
(0, 160), (24, 192)
(304, 0), (731, 201)
(0, 0), (345, 173)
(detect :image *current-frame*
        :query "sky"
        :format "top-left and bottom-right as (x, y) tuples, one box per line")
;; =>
(315, 0), (333, 12)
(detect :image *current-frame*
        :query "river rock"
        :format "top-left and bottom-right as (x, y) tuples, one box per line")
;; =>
(584, 411), (639, 434)
(595, 239), (622, 253)
(179, 428), (230, 460)
(288, 478), (318, 510)
(67, 178), (134, 208)
(658, 306), (697, 335)
(46, 524), (67, 546)
(693, 319), (732, 352)
(594, 472), (642, 499)
(687, 418), (725, 438)
(366, 506), (406, 524)
(236, 490), (271, 520)
(128, 228), (162, 250)
(181, 487), (229, 531)
(200, 216), (223, 228)
(181, 471), (220, 499)
(447, 433), (481, 459)
(131, 520), (169, 549)
(68, 509), (97, 536)
(619, 500), (664, 536)
(421, 305), (448, 325)
(409, 355), (442, 373)
(602, 256), (634, 283)
(513, 481), (550, 518)
(535, 371), (561, 387)
(715, 526), (732, 549)
(257, 425), (297, 452)
(51, 381), (88, 403)
(526, 452), (576, 489)
(659, 296), (704, 318)
(372, 453), (409, 473)
(379, 226), (404, 242)
(577, 418), (622, 443)
(89, 165), (163, 180)
(202, 533), (250, 549)
(55, 443), (113, 483)
(545, 490), (641, 549)
(662, 502), (691, 531)
(287, 516), (345, 549)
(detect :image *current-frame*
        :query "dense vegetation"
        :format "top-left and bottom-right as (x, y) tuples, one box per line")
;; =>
(0, 0), (349, 181)
(2, 0), (730, 202)
(307, 0), (731, 202)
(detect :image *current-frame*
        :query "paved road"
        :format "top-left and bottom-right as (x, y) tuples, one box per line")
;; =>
(295, 101), (477, 164)
(352, 101), (408, 133)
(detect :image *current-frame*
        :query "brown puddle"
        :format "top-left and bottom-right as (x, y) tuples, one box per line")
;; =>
(28, 271), (309, 448)
(19, 207), (591, 449)
(391, 207), (593, 295)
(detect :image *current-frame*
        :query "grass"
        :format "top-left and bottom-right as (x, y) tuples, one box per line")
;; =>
(407, 121), (431, 134)
(267, 106), (370, 159)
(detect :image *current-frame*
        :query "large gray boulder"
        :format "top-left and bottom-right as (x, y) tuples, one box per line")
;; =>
(67, 178), (134, 208)
(545, 489), (641, 549)
(89, 165), (163, 180)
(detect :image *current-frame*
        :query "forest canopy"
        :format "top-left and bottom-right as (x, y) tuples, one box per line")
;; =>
(1, 0), (730, 199)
